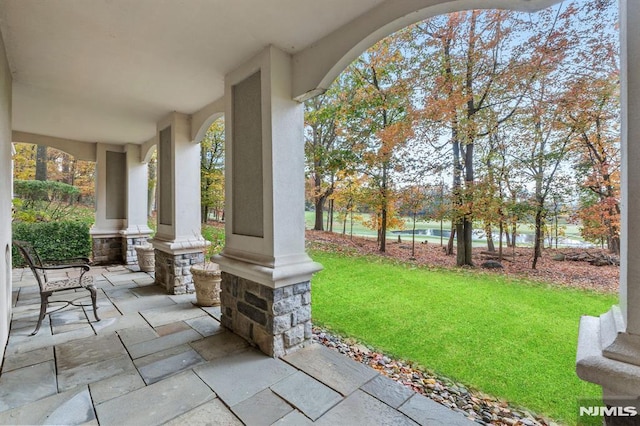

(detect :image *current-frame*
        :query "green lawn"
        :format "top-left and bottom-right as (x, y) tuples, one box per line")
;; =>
(310, 251), (616, 425)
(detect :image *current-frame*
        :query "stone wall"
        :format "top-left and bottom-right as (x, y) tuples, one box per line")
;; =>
(92, 236), (123, 265)
(122, 235), (151, 265)
(154, 249), (204, 294)
(220, 272), (312, 357)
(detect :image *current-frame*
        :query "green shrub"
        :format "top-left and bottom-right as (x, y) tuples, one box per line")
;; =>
(14, 180), (79, 203)
(12, 221), (91, 267)
(12, 180), (88, 222)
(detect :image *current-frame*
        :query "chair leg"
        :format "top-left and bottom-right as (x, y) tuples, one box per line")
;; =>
(88, 285), (100, 321)
(31, 292), (50, 336)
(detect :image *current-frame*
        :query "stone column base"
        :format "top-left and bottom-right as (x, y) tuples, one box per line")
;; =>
(220, 272), (312, 357)
(91, 235), (123, 265)
(122, 233), (152, 265)
(154, 249), (204, 295)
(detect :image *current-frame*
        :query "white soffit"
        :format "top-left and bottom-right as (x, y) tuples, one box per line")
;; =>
(0, 0), (384, 144)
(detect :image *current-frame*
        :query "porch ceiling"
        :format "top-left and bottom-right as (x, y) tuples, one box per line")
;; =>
(0, 0), (384, 144)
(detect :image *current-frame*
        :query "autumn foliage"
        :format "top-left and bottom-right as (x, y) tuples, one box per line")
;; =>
(304, 0), (620, 266)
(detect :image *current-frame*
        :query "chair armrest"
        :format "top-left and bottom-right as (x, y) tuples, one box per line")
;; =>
(43, 257), (91, 265)
(33, 264), (91, 272)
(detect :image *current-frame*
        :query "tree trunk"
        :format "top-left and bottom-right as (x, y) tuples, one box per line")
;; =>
(201, 205), (209, 224)
(456, 222), (465, 265)
(532, 207), (544, 269)
(314, 195), (326, 231)
(411, 212), (417, 258)
(446, 224), (456, 256)
(485, 223), (495, 252)
(379, 164), (388, 253)
(610, 235), (620, 256)
(328, 199), (334, 233)
(498, 220), (504, 262)
(35, 145), (47, 181)
(463, 217), (473, 265)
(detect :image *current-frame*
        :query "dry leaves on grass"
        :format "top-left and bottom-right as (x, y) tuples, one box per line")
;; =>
(306, 230), (619, 293)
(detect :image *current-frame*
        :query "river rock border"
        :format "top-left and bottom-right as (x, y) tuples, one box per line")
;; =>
(312, 327), (558, 426)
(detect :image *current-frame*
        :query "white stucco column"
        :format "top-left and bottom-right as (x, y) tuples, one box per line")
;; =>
(151, 112), (207, 294)
(0, 29), (12, 357)
(215, 46), (322, 357)
(576, 0), (640, 418)
(90, 143), (127, 264)
(119, 144), (153, 264)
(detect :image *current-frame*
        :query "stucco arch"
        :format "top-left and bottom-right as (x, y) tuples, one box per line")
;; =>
(140, 134), (158, 164)
(192, 112), (224, 145)
(292, 0), (562, 101)
(12, 131), (97, 161)
(191, 97), (225, 144)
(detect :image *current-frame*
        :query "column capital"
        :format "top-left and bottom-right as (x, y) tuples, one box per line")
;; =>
(213, 252), (322, 288)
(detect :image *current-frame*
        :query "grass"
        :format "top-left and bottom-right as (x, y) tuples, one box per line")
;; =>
(202, 222), (225, 256)
(309, 250), (616, 425)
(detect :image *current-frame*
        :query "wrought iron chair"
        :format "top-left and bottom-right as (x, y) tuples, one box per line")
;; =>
(12, 240), (100, 335)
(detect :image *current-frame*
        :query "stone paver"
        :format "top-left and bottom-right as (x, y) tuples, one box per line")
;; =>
(56, 333), (127, 371)
(0, 386), (96, 425)
(111, 294), (176, 314)
(0, 361), (57, 412)
(57, 353), (137, 392)
(0, 361), (57, 411)
(1, 346), (53, 373)
(186, 315), (223, 337)
(116, 325), (159, 346)
(271, 371), (342, 421)
(95, 370), (215, 425)
(189, 331), (250, 361)
(50, 309), (92, 334)
(272, 410), (315, 425)
(126, 329), (202, 359)
(315, 390), (418, 426)
(200, 305), (222, 321)
(137, 348), (205, 384)
(283, 343), (379, 396)
(361, 373), (415, 409)
(90, 312), (149, 334)
(231, 388), (294, 426)
(139, 302), (207, 327)
(399, 392), (472, 426)
(164, 399), (242, 426)
(194, 349), (297, 406)
(155, 321), (192, 336)
(133, 344), (194, 368)
(89, 370), (146, 404)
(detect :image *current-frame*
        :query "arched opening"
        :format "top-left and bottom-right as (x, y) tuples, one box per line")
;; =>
(11, 142), (96, 221)
(303, 1), (619, 423)
(199, 116), (225, 257)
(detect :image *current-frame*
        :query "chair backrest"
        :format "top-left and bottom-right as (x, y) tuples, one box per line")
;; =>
(13, 240), (48, 290)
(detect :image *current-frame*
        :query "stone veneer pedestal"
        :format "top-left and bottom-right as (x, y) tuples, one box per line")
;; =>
(122, 233), (152, 265)
(91, 235), (123, 265)
(220, 272), (312, 358)
(154, 249), (205, 295)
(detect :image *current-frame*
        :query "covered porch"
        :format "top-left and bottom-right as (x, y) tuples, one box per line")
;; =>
(0, 0), (639, 421)
(0, 266), (469, 425)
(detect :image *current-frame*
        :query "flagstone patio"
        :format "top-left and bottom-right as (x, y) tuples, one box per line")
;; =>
(0, 266), (471, 425)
